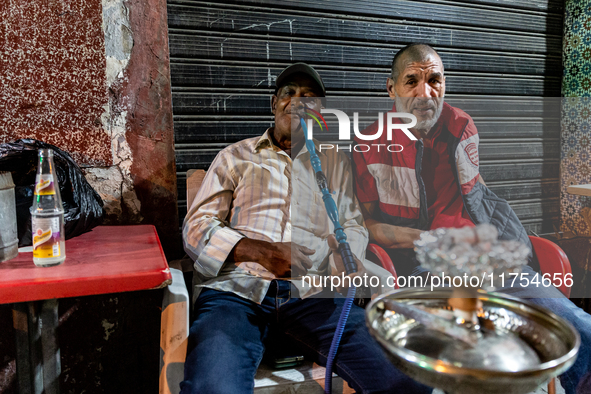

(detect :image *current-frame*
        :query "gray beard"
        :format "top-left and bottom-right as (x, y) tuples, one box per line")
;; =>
(395, 95), (444, 134)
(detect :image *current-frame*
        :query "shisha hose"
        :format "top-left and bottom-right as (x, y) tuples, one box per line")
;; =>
(299, 116), (357, 394)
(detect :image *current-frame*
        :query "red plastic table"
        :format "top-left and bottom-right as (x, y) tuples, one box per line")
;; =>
(0, 225), (171, 394)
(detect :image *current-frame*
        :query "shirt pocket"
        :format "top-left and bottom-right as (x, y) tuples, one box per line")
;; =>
(311, 191), (332, 237)
(291, 190), (331, 241)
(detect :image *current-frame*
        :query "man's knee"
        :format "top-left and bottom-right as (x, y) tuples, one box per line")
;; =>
(183, 292), (266, 393)
(186, 303), (266, 364)
(182, 318), (263, 394)
(189, 293), (264, 345)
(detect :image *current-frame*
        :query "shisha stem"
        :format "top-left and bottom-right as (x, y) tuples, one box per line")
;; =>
(299, 115), (357, 394)
(300, 116), (357, 275)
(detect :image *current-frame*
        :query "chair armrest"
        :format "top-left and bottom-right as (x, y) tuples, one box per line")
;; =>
(529, 236), (572, 298)
(367, 243), (398, 289)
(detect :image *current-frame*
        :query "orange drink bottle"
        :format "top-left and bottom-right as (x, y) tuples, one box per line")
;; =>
(31, 149), (66, 266)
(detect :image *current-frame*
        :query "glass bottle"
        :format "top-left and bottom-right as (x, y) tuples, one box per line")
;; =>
(31, 149), (66, 266)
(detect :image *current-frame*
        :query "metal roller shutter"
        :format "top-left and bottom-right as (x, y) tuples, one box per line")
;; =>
(167, 0), (564, 234)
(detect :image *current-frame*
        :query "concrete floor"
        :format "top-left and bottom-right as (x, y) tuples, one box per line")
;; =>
(254, 362), (564, 394)
(254, 361), (565, 394)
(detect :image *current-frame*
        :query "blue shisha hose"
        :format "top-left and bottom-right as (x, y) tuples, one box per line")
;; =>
(300, 117), (357, 394)
(325, 287), (356, 393)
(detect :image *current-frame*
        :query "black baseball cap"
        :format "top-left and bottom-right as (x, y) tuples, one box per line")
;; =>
(274, 63), (326, 96)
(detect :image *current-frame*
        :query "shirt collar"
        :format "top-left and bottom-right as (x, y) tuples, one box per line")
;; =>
(253, 128), (326, 158)
(253, 129), (275, 153)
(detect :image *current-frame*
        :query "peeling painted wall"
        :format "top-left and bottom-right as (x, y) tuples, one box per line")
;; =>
(122, 0), (184, 255)
(116, 0), (179, 256)
(88, 0), (179, 254)
(85, 0), (144, 224)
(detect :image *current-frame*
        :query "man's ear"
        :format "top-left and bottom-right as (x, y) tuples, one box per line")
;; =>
(271, 95), (278, 115)
(386, 77), (397, 99)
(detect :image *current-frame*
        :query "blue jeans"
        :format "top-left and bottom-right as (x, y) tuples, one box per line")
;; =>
(496, 266), (591, 394)
(180, 280), (432, 394)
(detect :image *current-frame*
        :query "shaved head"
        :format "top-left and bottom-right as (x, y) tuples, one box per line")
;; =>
(391, 44), (443, 83)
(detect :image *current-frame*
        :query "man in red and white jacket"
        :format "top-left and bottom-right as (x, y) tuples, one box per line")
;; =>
(352, 43), (591, 394)
(353, 44), (527, 260)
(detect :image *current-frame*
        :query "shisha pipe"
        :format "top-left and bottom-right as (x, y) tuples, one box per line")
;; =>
(299, 113), (357, 394)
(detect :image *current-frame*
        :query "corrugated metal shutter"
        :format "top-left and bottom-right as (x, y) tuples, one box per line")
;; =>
(167, 0), (563, 234)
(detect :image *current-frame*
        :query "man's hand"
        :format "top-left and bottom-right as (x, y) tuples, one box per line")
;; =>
(267, 242), (315, 278)
(361, 202), (422, 249)
(229, 238), (314, 278)
(327, 234), (366, 280)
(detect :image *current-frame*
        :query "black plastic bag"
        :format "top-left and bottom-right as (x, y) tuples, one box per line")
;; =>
(0, 139), (104, 246)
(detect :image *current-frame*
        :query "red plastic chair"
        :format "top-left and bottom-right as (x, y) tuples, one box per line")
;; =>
(366, 243), (398, 290)
(529, 235), (572, 298)
(367, 236), (572, 298)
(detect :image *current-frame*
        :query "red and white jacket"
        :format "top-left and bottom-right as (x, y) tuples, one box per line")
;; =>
(352, 102), (532, 252)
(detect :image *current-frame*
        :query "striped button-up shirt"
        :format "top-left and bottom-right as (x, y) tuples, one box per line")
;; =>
(182, 129), (369, 304)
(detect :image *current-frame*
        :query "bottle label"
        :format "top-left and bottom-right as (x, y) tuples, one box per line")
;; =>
(34, 175), (56, 196)
(32, 216), (61, 258)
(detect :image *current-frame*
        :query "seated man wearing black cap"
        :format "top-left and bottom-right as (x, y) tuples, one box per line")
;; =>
(181, 63), (430, 393)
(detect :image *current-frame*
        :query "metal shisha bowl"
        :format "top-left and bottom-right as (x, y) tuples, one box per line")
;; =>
(366, 288), (580, 394)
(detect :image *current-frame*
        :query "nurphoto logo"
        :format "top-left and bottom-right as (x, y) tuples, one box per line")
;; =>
(302, 107), (418, 153)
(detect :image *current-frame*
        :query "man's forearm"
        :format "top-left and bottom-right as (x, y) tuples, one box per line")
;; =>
(227, 238), (298, 278)
(229, 238), (273, 265)
(365, 219), (423, 249)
